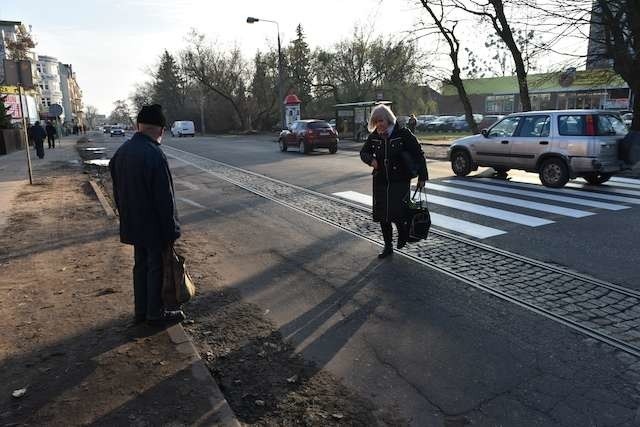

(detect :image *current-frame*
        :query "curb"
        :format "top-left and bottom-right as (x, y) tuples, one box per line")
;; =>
(166, 325), (241, 427)
(89, 180), (116, 217)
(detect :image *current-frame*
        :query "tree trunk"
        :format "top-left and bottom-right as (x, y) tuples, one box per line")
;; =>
(450, 68), (479, 134)
(490, 0), (532, 111)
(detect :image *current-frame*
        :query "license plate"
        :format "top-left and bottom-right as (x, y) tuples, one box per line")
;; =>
(320, 132), (329, 136)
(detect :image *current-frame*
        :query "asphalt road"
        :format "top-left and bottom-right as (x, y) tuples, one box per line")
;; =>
(96, 132), (640, 425)
(164, 134), (640, 289)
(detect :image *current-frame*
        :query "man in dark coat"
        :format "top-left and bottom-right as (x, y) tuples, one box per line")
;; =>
(407, 114), (418, 134)
(109, 104), (185, 326)
(361, 105), (427, 258)
(45, 121), (57, 148)
(28, 121), (47, 159)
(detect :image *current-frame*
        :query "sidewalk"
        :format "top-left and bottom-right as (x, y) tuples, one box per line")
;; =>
(0, 141), (238, 426)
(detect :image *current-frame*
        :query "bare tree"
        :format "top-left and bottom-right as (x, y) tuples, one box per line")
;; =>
(417, 0), (479, 134)
(525, 0), (640, 129)
(449, 0), (533, 111)
(180, 31), (249, 130)
(84, 105), (99, 129)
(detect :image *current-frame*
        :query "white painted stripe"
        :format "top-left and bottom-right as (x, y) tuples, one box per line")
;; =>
(475, 178), (640, 205)
(426, 182), (592, 218)
(176, 197), (206, 209)
(459, 179), (629, 210)
(563, 183), (640, 203)
(610, 177), (640, 185)
(411, 190), (552, 226)
(333, 191), (506, 239)
(175, 179), (199, 191)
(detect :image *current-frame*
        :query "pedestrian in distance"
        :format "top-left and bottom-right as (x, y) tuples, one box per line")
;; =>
(408, 114), (417, 134)
(28, 121), (47, 159)
(109, 104), (185, 327)
(360, 104), (428, 259)
(45, 121), (57, 149)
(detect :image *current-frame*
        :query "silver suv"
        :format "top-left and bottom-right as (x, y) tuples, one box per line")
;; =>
(448, 110), (630, 187)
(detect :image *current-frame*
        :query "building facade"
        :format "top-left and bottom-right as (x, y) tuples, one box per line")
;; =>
(36, 55), (64, 121)
(439, 69), (631, 116)
(58, 63), (83, 126)
(0, 20), (41, 125)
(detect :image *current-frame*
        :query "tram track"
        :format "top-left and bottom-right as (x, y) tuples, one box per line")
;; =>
(164, 144), (640, 358)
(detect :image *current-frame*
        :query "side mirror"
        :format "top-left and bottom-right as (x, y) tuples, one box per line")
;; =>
(481, 129), (489, 138)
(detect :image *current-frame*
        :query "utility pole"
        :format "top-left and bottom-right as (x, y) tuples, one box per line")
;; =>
(17, 85), (33, 184)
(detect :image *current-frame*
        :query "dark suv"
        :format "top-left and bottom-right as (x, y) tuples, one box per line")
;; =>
(278, 120), (339, 154)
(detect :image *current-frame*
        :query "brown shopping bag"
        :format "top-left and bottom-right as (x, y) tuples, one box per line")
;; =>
(162, 246), (196, 308)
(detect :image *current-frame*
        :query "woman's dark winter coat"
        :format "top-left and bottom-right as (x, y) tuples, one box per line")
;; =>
(360, 123), (428, 223)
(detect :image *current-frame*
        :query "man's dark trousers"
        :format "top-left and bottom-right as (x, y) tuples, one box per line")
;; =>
(47, 134), (55, 148)
(133, 245), (164, 321)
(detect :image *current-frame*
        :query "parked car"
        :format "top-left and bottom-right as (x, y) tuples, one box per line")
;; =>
(396, 115), (410, 128)
(425, 116), (457, 132)
(171, 120), (196, 137)
(110, 127), (125, 137)
(448, 110), (630, 188)
(478, 114), (505, 130)
(622, 112), (633, 128)
(452, 114), (483, 131)
(416, 115), (438, 131)
(103, 125), (112, 134)
(278, 119), (339, 154)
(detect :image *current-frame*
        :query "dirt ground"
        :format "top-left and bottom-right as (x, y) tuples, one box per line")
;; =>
(0, 156), (228, 426)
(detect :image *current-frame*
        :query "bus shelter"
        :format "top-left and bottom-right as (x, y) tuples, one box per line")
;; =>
(334, 101), (392, 140)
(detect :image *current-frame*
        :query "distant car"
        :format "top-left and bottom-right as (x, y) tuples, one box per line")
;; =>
(425, 116), (457, 132)
(416, 115), (437, 132)
(452, 114), (483, 131)
(448, 109), (630, 187)
(171, 120), (196, 137)
(103, 125), (112, 134)
(478, 115), (505, 130)
(396, 115), (410, 128)
(278, 119), (339, 154)
(110, 127), (125, 137)
(622, 112), (633, 128)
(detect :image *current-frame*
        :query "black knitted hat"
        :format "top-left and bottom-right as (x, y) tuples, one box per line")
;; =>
(136, 104), (166, 127)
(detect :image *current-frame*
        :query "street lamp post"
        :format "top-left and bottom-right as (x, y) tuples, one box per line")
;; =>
(246, 16), (285, 130)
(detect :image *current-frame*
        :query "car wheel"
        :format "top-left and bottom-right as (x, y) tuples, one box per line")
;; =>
(329, 144), (337, 154)
(451, 150), (472, 177)
(299, 139), (309, 154)
(539, 158), (569, 188)
(279, 139), (288, 152)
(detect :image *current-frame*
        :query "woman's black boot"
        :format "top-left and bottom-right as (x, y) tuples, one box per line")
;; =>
(379, 222), (394, 259)
(397, 221), (408, 249)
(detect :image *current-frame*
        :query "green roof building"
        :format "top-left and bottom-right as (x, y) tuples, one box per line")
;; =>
(440, 69), (631, 115)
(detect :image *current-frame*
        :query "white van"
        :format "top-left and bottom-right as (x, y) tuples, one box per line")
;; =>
(171, 121), (196, 137)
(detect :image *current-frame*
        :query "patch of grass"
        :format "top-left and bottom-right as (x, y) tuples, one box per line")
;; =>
(416, 132), (472, 142)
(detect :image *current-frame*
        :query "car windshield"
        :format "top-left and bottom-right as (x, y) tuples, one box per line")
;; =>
(308, 121), (331, 129)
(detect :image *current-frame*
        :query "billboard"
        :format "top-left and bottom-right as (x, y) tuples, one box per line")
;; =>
(4, 93), (39, 124)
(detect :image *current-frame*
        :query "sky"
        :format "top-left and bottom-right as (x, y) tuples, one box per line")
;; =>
(1, 0), (586, 116)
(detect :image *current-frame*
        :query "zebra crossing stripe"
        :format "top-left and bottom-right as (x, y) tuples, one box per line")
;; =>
(474, 178), (640, 205)
(427, 182), (592, 218)
(564, 183), (640, 202)
(332, 191), (506, 239)
(610, 177), (640, 186)
(411, 189), (553, 227)
(455, 179), (629, 210)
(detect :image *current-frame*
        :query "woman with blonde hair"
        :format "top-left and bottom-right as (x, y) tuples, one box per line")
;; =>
(360, 104), (427, 258)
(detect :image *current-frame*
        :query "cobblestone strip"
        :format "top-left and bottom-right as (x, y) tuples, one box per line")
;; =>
(166, 146), (640, 356)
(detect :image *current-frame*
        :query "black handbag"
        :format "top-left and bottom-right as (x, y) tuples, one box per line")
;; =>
(405, 188), (431, 242)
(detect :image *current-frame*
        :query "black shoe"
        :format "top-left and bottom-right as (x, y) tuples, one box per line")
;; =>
(397, 235), (408, 250)
(147, 310), (186, 327)
(378, 246), (393, 259)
